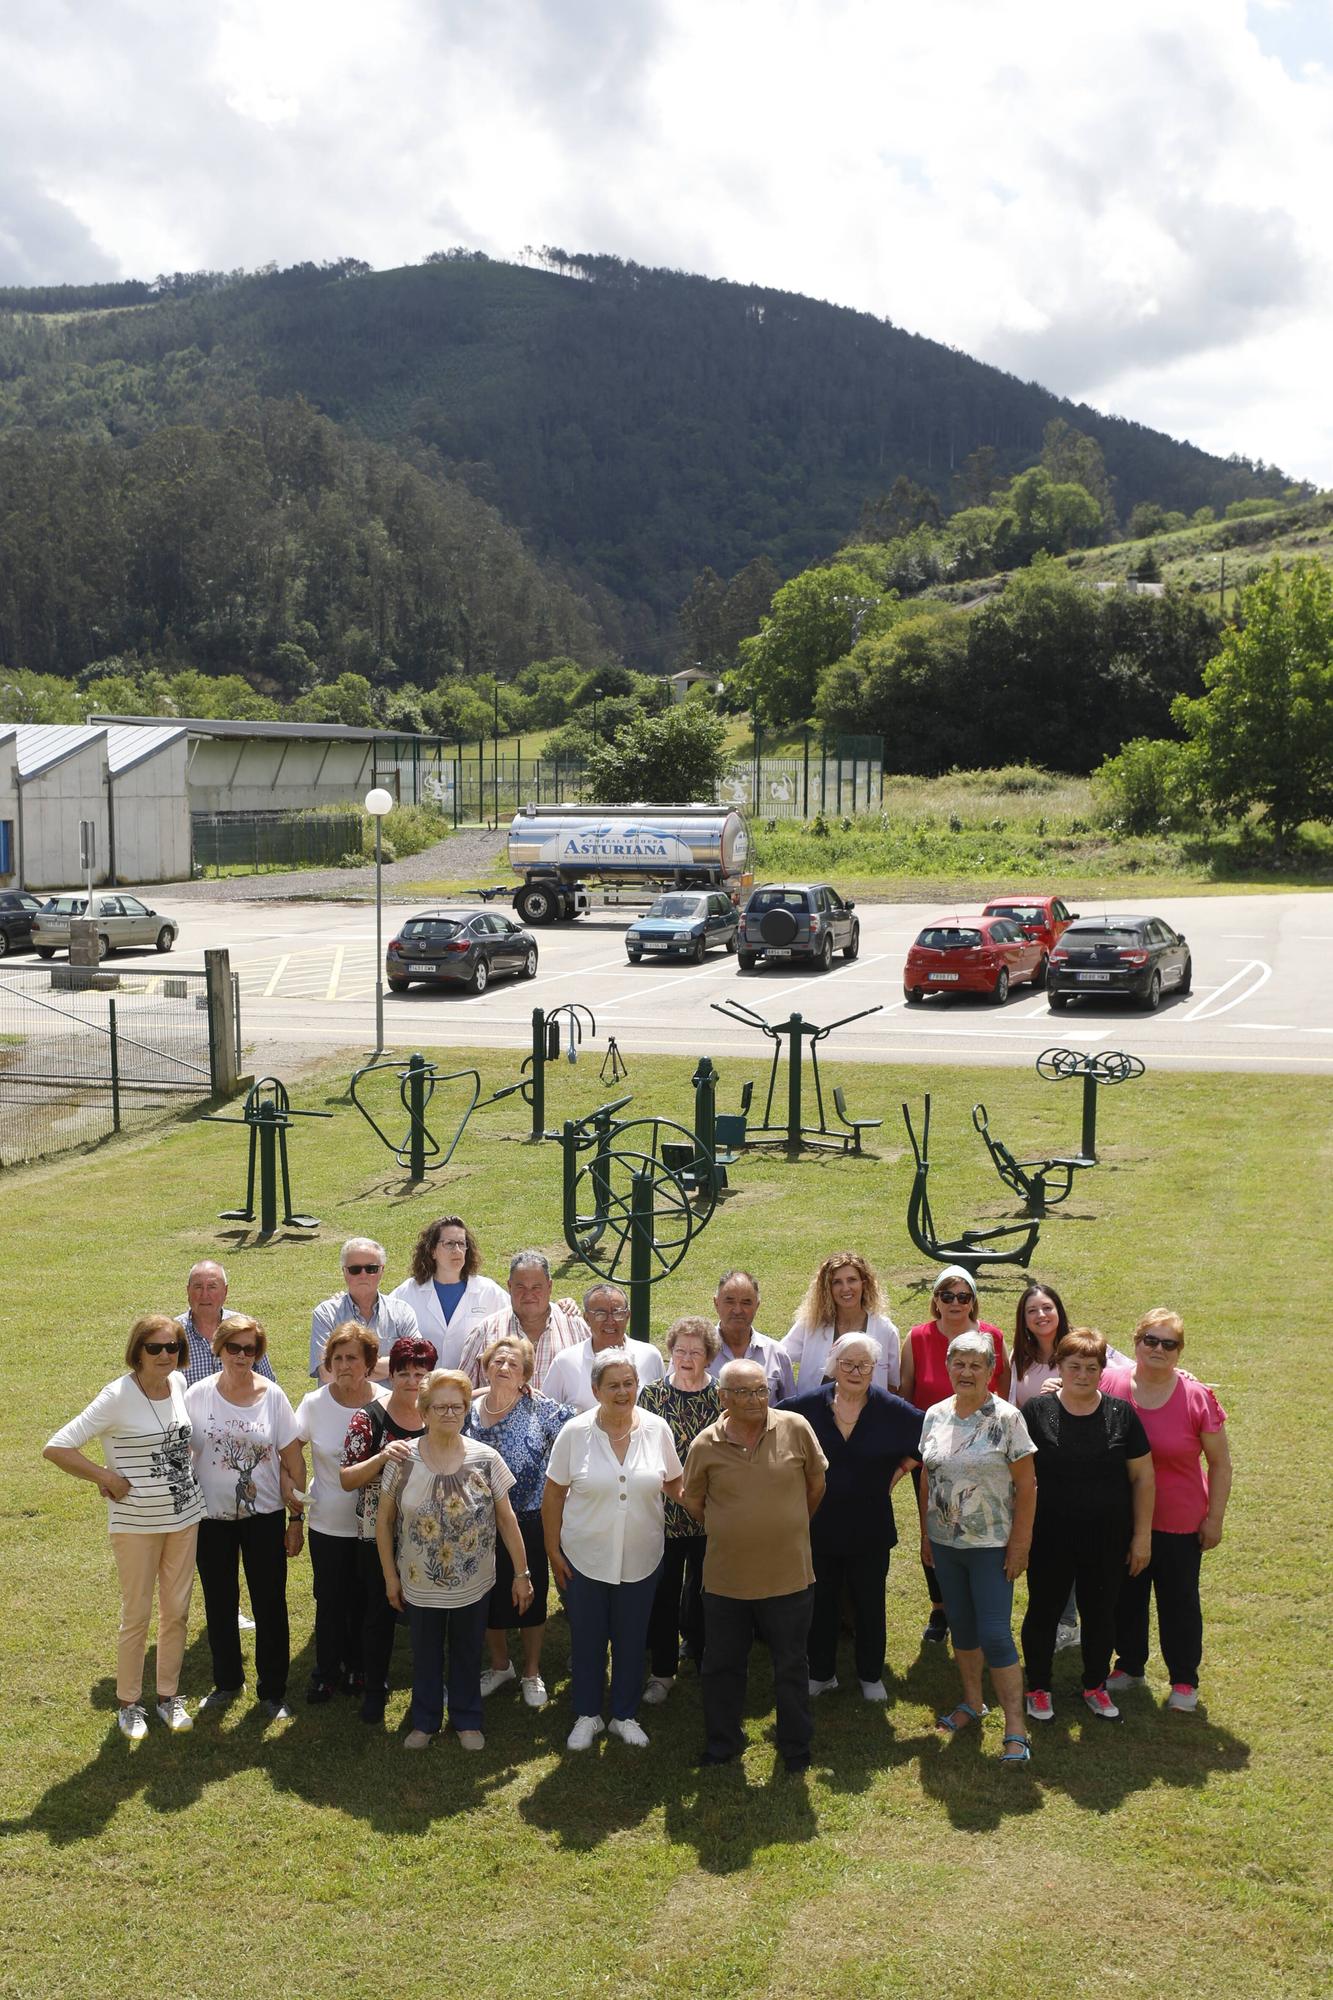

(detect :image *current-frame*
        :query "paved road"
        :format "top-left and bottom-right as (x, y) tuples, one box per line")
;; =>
(144, 891), (1333, 1076)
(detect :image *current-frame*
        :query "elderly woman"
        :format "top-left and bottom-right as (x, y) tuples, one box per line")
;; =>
(639, 1316), (722, 1703)
(901, 1264), (1009, 1644)
(292, 1322), (385, 1703)
(1103, 1310), (1231, 1713)
(185, 1314), (304, 1721)
(339, 1334), (437, 1723)
(543, 1348), (684, 1750)
(919, 1330), (1037, 1765)
(44, 1315), (205, 1740)
(781, 1252), (901, 1394)
(465, 1334), (574, 1712)
(378, 1369), (533, 1751)
(782, 1332), (924, 1702)
(390, 1216), (508, 1371)
(1019, 1330), (1154, 1724)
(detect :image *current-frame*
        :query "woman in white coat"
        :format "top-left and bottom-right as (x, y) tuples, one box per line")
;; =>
(390, 1215), (508, 1371)
(781, 1251), (901, 1395)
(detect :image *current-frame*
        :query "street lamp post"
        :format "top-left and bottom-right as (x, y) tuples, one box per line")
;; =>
(364, 786), (394, 1055)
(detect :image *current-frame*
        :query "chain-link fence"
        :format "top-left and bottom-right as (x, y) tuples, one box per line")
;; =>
(718, 751), (883, 820)
(191, 810), (362, 876)
(0, 963), (236, 1167)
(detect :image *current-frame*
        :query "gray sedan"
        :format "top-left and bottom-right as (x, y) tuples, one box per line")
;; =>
(32, 893), (179, 959)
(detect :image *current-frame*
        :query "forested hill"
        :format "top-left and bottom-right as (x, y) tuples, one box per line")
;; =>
(0, 253), (1289, 668)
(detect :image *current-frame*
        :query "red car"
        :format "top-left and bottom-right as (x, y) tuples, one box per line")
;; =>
(903, 913), (1047, 1006)
(980, 895), (1079, 957)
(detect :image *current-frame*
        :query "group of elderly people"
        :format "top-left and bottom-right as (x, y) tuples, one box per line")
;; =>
(45, 1232), (1232, 1770)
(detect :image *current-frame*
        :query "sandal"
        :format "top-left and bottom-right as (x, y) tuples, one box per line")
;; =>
(936, 1701), (988, 1733)
(1000, 1733), (1032, 1765)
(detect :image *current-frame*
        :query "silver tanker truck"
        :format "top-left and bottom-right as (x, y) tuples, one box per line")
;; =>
(505, 803), (751, 923)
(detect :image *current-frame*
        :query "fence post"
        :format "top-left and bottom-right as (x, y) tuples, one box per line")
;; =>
(109, 997), (122, 1132)
(821, 742), (827, 816)
(802, 731), (810, 818)
(205, 949), (239, 1098)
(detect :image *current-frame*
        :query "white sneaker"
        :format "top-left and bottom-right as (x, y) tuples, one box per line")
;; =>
(1106, 1669), (1146, 1693)
(118, 1703), (148, 1741)
(155, 1696), (193, 1733)
(521, 1675), (548, 1709)
(859, 1679), (888, 1701)
(237, 1611), (256, 1632)
(808, 1676), (839, 1697)
(456, 1729), (485, 1751)
(608, 1717), (650, 1747)
(479, 1662), (517, 1697)
(1055, 1619), (1081, 1652)
(642, 1675), (673, 1705)
(1167, 1683), (1199, 1712)
(404, 1728), (433, 1750)
(566, 1714), (605, 1751)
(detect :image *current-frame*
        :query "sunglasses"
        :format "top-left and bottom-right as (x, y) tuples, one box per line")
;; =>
(344, 1263), (383, 1276)
(141, 1341), (184, 1357)
(1137, 1334), (1181, 1353)
(937, 1289), (974, 1306)
(223, 1342), (258, 1358)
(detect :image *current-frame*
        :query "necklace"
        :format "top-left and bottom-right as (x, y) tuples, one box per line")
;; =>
(480, 1390), (519, 1425)
(133, 1374), (173, 1432)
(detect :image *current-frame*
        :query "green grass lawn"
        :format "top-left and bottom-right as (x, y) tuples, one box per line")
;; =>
(3, 1047), (1329, 1998)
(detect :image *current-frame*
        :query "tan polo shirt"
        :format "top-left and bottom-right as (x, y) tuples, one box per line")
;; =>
(681, 1409), (827, 1600)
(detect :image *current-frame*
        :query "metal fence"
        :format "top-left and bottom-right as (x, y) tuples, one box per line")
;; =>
(0, 963), (237, 1167)
(719, 752), (883, 820)
(192, 810), (362, 876)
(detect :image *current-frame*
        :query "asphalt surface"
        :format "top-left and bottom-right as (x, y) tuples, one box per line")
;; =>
(119, 890), (1333, 1077)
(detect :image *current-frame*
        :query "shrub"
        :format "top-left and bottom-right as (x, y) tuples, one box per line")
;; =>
(1092, 738), (1198, 835)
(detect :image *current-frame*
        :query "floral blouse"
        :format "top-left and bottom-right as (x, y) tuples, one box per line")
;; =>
(342, 1401), (425, 1540)
(638, 1378), (721, 1538)
(381, 1438), (515, 1608)
(919, 1393), (1035, 1549)
(462, 1391), (573, 1512)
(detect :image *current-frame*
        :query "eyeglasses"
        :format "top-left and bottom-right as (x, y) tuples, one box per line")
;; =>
(428, 1403), (467, 1416)
(1137, 1334), (1181, 1353)
(587, 1305), (630, 1319)
(937, 1289), (974, 1306)
(141, 1340), (183, 1356)
(838, 1359), (873, 1374)
(223, 1342), (258, 1358)
(724, 1386), (768, 1400)
(344, 1263), (383, 1276)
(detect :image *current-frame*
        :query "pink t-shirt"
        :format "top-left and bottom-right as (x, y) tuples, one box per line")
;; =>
(1101, 1366), (1226, 1533)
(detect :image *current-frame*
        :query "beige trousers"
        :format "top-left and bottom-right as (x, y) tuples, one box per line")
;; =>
(109, 1526), (199, 1704)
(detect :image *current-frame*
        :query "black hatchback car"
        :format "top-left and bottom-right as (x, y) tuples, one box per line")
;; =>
(737, 882), (859, 971)
(386, 906), (539, 995)
(1047, 915), (1192, 1011)
(0, 889), (47, 957)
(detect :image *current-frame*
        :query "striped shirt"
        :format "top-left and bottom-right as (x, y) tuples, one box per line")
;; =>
(47, 1372), (206, 1535)
(456, 1301), (591, 1393)
(177, 1309), (277, 1387)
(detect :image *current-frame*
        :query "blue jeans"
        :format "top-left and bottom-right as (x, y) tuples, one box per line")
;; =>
(564, 1561), (661, 1720)
(406, 1593), (490, 1733)
(928, 1541), (1018, 1668)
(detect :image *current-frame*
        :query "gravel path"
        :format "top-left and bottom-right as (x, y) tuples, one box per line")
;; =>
(161, 827), (510, 903)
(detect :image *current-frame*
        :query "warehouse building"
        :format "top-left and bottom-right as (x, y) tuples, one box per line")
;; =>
(0, 723), (189, 891)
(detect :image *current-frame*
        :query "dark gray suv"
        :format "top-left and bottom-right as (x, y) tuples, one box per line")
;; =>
(737, 883), (859, 972)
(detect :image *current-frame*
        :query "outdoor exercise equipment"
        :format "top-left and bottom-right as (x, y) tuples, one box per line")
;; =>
(350, 1050), (530, 1178)
(708, 1000), (884, 1155)
(901, 1094), (1041, 1274)
(1035, 1047), (1146, 1162)
(556, 1096), (718, 1340)
(680, 1056), (741, 1197)
(205, 1076), (330, 1235)
(971, 1102), (1094, 1218)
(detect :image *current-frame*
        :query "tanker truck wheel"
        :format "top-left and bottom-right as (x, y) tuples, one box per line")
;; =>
(516, 884), (558, 925)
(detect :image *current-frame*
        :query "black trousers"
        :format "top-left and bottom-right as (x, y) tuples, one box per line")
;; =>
(911, 1465), (945, 1611)
(308, 1528), (365, 1683)
(358, 1540), (404, 1695)
(195, 1510), (290, 1703)
(646, 1534), (706, 1678)
(1114, 1528), (1205, 1686)
(1021, 1511), (1129, 1691)
(808, 1541), (891, 1683)
(702, 1586), (814, 1762)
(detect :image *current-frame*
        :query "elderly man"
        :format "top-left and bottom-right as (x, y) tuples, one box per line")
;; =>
(541, 1284), (666, 1412)
(458, 1250), (590, 1393)
(178, 1260), (275, 1387)
(707, 1270), (794, 1403)
(308, 1238), (419, 1382)
(681, 1359), (827, 1773)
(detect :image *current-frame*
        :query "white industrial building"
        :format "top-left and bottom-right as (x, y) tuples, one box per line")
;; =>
(0, 722), (188, 891)
(90, 714), (451, 815)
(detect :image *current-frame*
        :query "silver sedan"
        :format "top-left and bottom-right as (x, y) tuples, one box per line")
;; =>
(31, 893), (179, 959)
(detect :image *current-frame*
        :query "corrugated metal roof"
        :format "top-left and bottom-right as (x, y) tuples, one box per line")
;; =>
(105, 723), (187, 774)
(89, 712), (439, 746)
(14, 724), (108, 778)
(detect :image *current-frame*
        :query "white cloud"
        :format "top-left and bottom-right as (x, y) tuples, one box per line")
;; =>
(0, 0), (1330, 481)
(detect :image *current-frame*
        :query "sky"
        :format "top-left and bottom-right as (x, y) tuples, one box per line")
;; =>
(2, 0), (1331, 485)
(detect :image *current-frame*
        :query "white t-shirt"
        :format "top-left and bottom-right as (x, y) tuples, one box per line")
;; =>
(46, 1372), (205, 1536)
(186, 1376), (300, 1519)
(294, 1386), (386, 1538)
(545, 1408), (683, 1584)
(780, 1311), (902, 1395)
(540, 1337), (666, 1414)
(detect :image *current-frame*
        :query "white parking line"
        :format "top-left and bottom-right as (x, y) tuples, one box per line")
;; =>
(325, 945), (345, 1002)
(262, 954), (290, 998)
(742, 950), (899, 1011)
(1181, 958), (1271, 1023)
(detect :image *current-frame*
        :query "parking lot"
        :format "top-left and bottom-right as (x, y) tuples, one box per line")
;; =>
(143, 891), (1333, 1075)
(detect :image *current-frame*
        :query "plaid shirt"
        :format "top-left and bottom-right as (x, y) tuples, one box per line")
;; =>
(457, 1300), (591, 1393)
(176, 1309), (277, 1387)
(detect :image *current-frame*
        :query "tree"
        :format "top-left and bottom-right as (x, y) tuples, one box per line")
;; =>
(734, 562), (886, 724)
(952, 446), (1003, 511)
(583, 704), (729, 803)
(1173, 560), (1333, 853)
(1040, 418), (1114, 524)
(858, 475), (942, 544)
